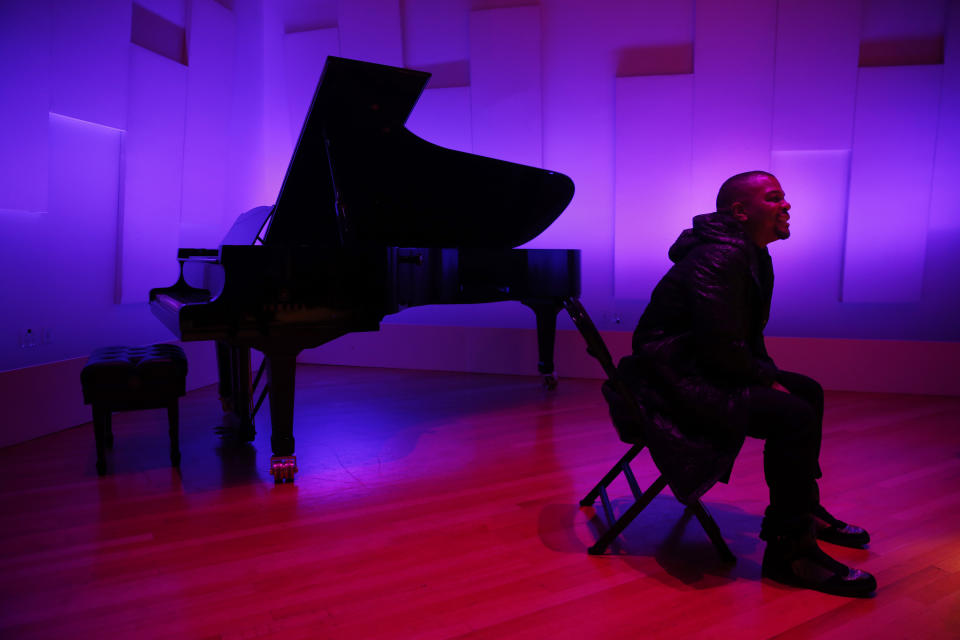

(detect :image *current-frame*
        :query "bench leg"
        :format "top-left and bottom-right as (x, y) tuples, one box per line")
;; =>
(167, 402), (181, 468)
(93, 406), (110, 476)
(216, 341), (233, 411)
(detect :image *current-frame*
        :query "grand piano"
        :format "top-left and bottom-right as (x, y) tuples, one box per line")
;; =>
(150, 56), (596, 482)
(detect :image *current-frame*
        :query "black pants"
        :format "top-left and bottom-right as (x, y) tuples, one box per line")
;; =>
(744, 370), (824, 532)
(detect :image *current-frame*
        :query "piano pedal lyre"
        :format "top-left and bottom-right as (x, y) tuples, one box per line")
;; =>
(270, 456), (298, 483)
(542, 372), (558, 390)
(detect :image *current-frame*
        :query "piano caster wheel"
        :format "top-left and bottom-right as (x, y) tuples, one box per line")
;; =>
(270, 456), (298, 483)
(542, 373), (558, 391)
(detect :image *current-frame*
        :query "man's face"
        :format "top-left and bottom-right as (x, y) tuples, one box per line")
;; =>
(732, 175), (791, 247)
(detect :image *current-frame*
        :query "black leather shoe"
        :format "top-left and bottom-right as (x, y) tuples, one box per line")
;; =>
(762, 537), (877, 598)
(813, 505), (870, 548)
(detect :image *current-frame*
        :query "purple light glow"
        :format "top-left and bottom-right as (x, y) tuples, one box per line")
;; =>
(1, 0), (959, 375)
(842, 64), (941, 304)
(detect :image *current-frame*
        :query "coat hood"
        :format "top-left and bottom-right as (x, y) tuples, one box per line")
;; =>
(667, 212), (747, 263)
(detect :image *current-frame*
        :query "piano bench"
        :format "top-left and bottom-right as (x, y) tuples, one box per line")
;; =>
(80, 344), (188, 476)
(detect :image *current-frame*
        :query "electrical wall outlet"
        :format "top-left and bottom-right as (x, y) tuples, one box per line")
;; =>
(602, 312), (623, 326)
(20, 328), (38, 348)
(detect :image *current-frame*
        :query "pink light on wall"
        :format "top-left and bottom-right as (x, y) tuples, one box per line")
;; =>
(614, 73), (693, 301)
(120, 45), (186, 304)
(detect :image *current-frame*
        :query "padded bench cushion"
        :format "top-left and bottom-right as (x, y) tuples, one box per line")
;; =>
(81, 344), (188, 407)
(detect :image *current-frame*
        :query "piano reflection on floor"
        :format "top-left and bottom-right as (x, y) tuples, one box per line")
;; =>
(151, 56), (602, 482)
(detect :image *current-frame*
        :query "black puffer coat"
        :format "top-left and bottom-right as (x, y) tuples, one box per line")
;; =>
(623, 211), (778, 503)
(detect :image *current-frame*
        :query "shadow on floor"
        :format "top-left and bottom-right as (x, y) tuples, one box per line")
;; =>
(538, 496), (764, 590)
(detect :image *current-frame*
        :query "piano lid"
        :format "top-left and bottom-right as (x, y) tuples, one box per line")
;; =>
(266, 56), (575, 249)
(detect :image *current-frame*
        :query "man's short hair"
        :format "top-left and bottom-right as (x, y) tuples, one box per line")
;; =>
(716, 170), (775, 212)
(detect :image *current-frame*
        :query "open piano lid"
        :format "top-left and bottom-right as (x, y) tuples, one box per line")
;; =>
(265, 56), (575, 249)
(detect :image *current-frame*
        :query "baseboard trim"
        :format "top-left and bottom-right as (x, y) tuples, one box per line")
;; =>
(2, 328), (956, 449)
(300, 325), (960, 397)
(0, 341), (219, 449)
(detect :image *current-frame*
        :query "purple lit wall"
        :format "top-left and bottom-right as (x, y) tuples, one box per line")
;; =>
(1, 0), (959, 374)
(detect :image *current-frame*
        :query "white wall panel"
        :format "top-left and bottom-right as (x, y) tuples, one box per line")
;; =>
(281, 0), (337, 33)
(261, 1), (294, 202)
(770, 150), (850, 309)
(121, 46), (187, 303)
(283, 27), (340, 141)
(469, 6), (542, 168)
(50, 0), (130, 130)
(0, 209), (46, 370)
(537, 1), (695, 314)
(136, 0), (186, 27)
(861, 0), (948, 43)
(223, 0), (271, 223)
(771, 0), (860, 150)
(929, 1), (960, 231)
(1, 113), (127, 371)
(613, 74), (693, 301)
(338, 0), (403, 66)
(692, 0), (776, 213)
(180, 0), (236, 249)
(406, 86), (472, 154)
(402, 0), (470, 68)
(842, 65), (942, 303)
(45, 114), (124, 353)
(859, 0), (947, 66)
(0, 0), (50, 213)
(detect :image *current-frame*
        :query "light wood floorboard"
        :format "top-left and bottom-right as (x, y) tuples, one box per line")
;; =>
(1, 365), (958, 639)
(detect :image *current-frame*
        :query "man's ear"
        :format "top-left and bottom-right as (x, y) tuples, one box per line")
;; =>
(730, 202), (748, 223)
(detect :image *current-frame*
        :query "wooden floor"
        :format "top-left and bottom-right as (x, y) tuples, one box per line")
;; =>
(1, 365), (959, 639)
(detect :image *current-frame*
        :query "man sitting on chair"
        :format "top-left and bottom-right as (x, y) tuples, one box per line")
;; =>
(630, 171), (876, 597)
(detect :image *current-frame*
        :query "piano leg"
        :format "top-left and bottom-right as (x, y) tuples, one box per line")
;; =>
(234, 347), (255, 440)
(215, 341), (232, 412)
(265, 349), (299, 483)
(522, 299), (564, 390)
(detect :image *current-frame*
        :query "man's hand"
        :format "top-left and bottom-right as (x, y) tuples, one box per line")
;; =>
(772, 381), (790, 393)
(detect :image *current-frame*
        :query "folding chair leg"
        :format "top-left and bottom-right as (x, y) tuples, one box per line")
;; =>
(580, 444), (644, 506)
(687, 499), (736, 564)
(587, 475), (668, 555)
(565, 297), (736, 561)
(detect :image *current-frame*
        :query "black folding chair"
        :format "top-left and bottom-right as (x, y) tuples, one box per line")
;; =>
(563, 298), (735, 562)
